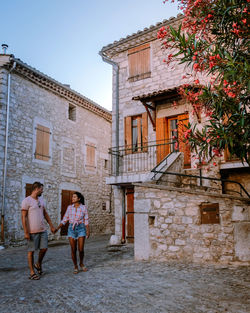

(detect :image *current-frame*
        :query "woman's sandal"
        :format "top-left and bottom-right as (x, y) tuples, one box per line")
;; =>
(34, 264), (43, 275)
(79, 265), (88, 272)
(29, 273), (40, 280)
(73, 268), (79, 274)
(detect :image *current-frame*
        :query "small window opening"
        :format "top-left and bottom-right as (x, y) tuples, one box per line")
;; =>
(102, 202), (106, 210)
(68, 104), (76, 121)
(149, 216), (155, 226)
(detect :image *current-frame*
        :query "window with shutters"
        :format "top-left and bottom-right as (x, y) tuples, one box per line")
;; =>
(124, 112), (148, 154)
(128, 43), (151, 82)
(85, 143), (96, 169)
(35, 124), (51, 161)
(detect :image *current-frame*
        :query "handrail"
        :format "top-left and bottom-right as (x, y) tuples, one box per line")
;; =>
(151, 170), (250, 199)
(151, 152), (175, 177)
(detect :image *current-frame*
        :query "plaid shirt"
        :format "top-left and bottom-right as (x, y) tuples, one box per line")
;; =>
(61, 204), (89, 227)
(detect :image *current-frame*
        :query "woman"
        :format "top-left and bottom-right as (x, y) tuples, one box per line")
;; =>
(56, 192), (90, 274)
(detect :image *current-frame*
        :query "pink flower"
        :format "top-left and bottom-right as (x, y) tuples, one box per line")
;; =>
(193, 63), (199, 70)
(228, 92), (236, 98)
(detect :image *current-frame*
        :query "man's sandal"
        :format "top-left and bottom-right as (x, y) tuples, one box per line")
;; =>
(29, 273), (40, 280)
(73, 268), (79, 274)
(34, 264), (43, 275)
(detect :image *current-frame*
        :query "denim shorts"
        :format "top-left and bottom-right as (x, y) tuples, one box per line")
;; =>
(27, 231), (48, 252)
(68, 223), (86, 239)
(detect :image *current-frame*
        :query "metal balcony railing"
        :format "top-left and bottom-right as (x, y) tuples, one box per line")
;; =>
(108, 139), (176, 176)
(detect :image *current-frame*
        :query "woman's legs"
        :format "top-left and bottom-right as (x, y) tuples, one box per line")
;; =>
(68, 237), (78, 269)
(78, 236), (86, 268)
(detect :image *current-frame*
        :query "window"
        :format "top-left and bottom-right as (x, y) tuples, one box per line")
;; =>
(132, 116), (143, 152)
(35, 124), (51, 161)
(86, 143), (96, 168)
(128, 43), (151, 82)
(169, 118), (178, 152)
(124, 112), (148, 154)
(68, 104), (76, 121)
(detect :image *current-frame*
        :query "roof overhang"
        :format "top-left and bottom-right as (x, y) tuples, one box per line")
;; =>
(132, 87), (182, 130)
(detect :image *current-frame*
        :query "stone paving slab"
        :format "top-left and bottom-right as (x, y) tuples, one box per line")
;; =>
(0, 235), (249, 313)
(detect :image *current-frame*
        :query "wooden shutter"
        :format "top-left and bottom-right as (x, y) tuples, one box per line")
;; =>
(35, 124), (50, 161)
(43, 126), (50, 161)
(156, 117), (169, 163)
(178, 114), (191, 167)
(124, 116), (132, 154)
(142, 112), (148, 152)
(128, 43), (150, 79)
(86, 144), (95, 167)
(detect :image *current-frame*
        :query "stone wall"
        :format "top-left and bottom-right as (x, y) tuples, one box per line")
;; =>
(0, 68), (114, 244)
(134, 183), (250, 264)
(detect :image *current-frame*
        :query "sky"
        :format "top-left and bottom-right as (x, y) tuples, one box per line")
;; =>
(0, 0), (179, 111)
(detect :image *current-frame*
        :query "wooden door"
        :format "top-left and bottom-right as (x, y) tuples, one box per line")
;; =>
(61, 190), (75, 236)
(177, 114), (191, 167)
(25, 184), (33, 197)
(126, 187), (134, 243)
(156, 117), (169, 163)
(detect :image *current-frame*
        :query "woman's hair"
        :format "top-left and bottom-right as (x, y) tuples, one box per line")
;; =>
(74, 192), (85, 205)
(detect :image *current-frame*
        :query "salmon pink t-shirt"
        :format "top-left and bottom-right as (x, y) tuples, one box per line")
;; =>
(21, 196), (46, 233)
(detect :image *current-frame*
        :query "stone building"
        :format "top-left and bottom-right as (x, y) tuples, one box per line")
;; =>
(100, 14), (250, 264)
(0, 51), (114, 246)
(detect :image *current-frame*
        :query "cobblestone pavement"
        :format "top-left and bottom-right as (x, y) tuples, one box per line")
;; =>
(0, 235), (249, 313)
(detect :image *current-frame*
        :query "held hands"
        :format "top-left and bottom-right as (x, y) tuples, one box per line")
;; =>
(51, 226), (57, 234)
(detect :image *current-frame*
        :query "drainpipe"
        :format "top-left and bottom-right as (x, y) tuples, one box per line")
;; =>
(1, 59), (16, 243)
(99, 51), (119, 176)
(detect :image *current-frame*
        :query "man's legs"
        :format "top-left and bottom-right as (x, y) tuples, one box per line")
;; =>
(34, 232), (48, 274)
(35, 248), (47, 272)
(27, 251), (35, 275)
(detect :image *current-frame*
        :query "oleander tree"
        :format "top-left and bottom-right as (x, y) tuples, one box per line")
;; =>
(158, 0), (250, 166)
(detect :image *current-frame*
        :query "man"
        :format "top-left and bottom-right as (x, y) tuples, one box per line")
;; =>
(21, 182), (56, 280)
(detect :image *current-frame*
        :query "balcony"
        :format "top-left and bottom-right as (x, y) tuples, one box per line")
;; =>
(108, 139), (176, 177)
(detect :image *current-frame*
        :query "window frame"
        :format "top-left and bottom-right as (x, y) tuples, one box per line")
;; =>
(124, 112), (148, 154)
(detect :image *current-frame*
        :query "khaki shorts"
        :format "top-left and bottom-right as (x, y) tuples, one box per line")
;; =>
(27, 231), (48, 252)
